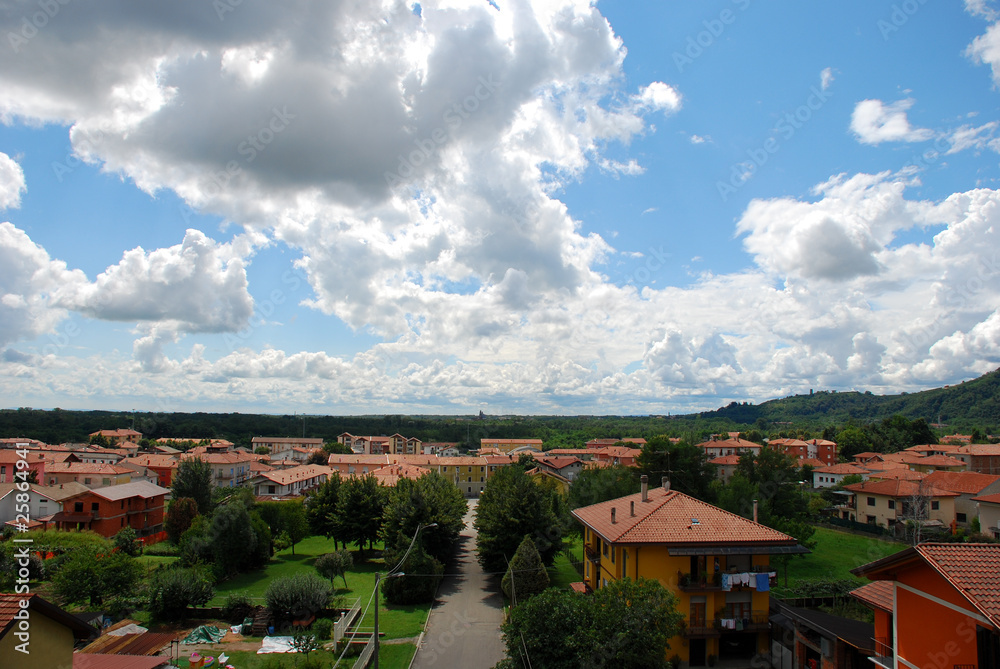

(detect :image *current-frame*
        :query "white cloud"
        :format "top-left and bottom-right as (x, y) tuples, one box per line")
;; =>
(0, 153), (25, 210)
(820, 67), (835, 92)
(850, 99), (934, 145)
(966, 0), (997, 20)
(689, 134), (711, 144)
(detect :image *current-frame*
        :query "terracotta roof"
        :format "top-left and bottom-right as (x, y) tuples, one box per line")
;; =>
(913, 454), (967, 468)
(179, 452), (254, 465)
(919, 544), (1000, 628)
(697, 437), (763, 450)
(123, 455), (178, 469)
(769, 438), (809, 447)
(251, 436), (323, 444)
(0, 482), (88, 502)
(255, 464), (330, 485)
(807, 438), (837, 447)
(957, 444), (1000, 456)
(844, 478), (957, 498)
(73, 654), (172, 669)
(89, 481), (170, 501)
(850, 580), (893, 612)
(922, 470), (1000, 495)
(45, 462), (134, 475)
(813, 463), (869, 475)
(0, 450), (45, 464)
(867, 469), (926, 482)
(535, 456), (582, 469)
(0, 593), (95, 639)
(709, 455), (742, 465)
(571, 486), (800, 548)
(853, 452), (883, 461)
(797, 457), (826, 468)
(595, 446), (642, 458)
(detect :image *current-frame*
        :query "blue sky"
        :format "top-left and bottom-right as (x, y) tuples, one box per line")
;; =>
(0, 0), (999, 415)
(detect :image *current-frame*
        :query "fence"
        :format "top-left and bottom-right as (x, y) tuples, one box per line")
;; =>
(352, 635), (375, 669)
(824, 517), (891, 536)
(333, 598), (361, 644)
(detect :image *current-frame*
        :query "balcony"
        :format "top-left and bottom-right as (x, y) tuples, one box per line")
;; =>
(869, 636), (893, 669)
(681, 618), (720, 639)
(584, 546), (601, 564)
(677, 571), (722, 591)
(715, 610), (769, 633)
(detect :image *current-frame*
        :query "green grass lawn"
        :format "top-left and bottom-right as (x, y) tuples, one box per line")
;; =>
(547, 537), (584, 590)
(208, 537), (428, 640)
(772, 525), (905, 596)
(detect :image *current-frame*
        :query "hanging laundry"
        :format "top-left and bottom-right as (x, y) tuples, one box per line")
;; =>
(756, 572), (769, 591)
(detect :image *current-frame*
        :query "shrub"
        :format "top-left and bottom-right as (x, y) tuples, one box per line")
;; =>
(313, 617), (334, 640)
(221, 591), (255, 624)
(143, 541), (180, 557)
(148, 566), (215, 621)
(315, 550), (353, 587)
(264, 573), (332, 619)
(113, 526), (143, 557)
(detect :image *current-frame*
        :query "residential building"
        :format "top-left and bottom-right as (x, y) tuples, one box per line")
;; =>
(478, 438), (544, 454)
(0, 482), (88, 531)
(843, 478), (958, 531)
(89, 428), (142, 446)
(546, 448), (603, 461)
(43, 462), (134, 488)
(52, 480), (169, 539)
(533, 455), (584, 481)
(584, 438), (647, 448)
(708, 454), (741, 485)
(573, 476), (806, 667)
(697, 436), (764, 460)
(121, 454), (179, 487)
(769, 438), (838, 466)
(0, 450), (45, 483)
(593, 445), (642, 467)
(251, 436), (324, 457)
(525, 467), (571, 495)
(770, 600), (875, 669)
(849, 580), (894, 668)
(954, 443), (1000, 476)
(251, 464), (330, 497)
(922, 470), (1000, 526)
(972, 492), (1000, 539)
(0, 594), (96, 668)
(179, 451), (255, 487)
(852, 543), (1000, 669)
(812, 463), (870, 489)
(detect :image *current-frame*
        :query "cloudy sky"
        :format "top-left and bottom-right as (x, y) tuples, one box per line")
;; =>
(0, 0), (999, 415)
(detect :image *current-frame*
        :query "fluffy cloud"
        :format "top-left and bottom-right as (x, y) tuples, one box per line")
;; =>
(0, 152), (25, 210)
(850, 99), (934, 145)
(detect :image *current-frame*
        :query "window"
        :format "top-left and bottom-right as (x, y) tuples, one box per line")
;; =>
(957, 513), (968, 523)
(468, 466), (473, 473)
(602, 540), (608, 557)
(888, 500), (895, 509)
(610, 547), (615, 564)
(74, 502), (83, 512)
(931, 501), (940, 511)
(84, 478), (92, 485)
(867, 496), (876, 506)
(622, 549), (628, 577)
(267, 485), (276, 494)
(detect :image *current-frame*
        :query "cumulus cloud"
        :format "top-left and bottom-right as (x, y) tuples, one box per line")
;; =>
(968, 20), (1000, 84)
(850, 99), (934, 145)
(0, 152), (25, 210)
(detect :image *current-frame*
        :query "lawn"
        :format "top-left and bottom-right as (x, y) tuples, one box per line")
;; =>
(547, 536), (584, 590)
(772, 525), (905, 596)
(209, 536), (429, 640)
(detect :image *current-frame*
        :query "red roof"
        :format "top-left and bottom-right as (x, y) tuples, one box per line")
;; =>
(922, 470), (1000, 495)
(73, 655), (171, 669)
(571, 486), (799, 547)
(813, 463), (869, 475)
(709, 455), (741, 465)
(850, 580), (893, 612)
(845, 478), (957, 497)
(972, 492), (1000, 504)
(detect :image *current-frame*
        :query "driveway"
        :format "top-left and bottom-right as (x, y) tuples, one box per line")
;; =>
(409, 499), (506, 669)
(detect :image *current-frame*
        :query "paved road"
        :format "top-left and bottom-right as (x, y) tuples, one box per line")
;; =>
(410, 499), (506, 669)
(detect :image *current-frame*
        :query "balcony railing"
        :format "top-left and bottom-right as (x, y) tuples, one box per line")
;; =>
(870, 637), (893, 669)
(677, 571), (722, 591)
(584, 546), (600, 564)
(715, 610), (769, 633)
(682, 618), (720, 638)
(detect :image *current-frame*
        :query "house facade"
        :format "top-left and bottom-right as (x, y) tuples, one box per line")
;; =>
(572, 476), (805, 668)
(843, 478), (958, 531)
(43, 462), (134, 488)
(812, 462), (869, 489)
(251, 464), (330, 497)
(251, 436), (324, 457)
(0, 450), (45, 484)
(852, 543), (1000, 669)
(180, 452), (255, 487)
(53, 480), (169, 539)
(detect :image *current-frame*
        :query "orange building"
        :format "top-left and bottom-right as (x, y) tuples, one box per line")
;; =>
(852, 543), (1000, 668)
(52, 480), (169, 539)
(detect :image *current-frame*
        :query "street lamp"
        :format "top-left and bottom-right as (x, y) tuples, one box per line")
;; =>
(374, 522), (437, 668)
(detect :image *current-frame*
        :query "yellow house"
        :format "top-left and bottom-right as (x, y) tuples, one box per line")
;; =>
(0, 594), (96, 669)
(572, 476), (805, 668)
(844, 478), (959, 531)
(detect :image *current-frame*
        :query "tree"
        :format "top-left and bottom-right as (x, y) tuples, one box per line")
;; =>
(254, 445), (271, 455)
(257, 499), (310, 555)
(172, 458), (213, 514)
(501, 536), (548, 603)
(148, 565), (215, 620)
(475, 466), (564, 573)
(307, 451), (328, 465)
(380, 541), (444, 605)
(52, 548), (143, 607)
(495, 578), (683, 669)
(567, 466), (638, 513)
(113, 526), (142, 557)
(338, 474), (386, 553)
(165, 497), (200, 545)
(304, 474), (343, 548)
(264, 573), (332, 620)
(315, 550), (353, 588)
(380, 471), (467, 563)
(637, 435), (716, 501)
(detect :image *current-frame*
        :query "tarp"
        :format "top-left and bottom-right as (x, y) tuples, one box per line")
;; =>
(107, 623), (148, 636)
(257, 636), (299, 654)
(182, 625), (226, 644)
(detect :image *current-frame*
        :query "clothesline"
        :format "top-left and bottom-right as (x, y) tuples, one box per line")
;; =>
(720, 571), (777, 591)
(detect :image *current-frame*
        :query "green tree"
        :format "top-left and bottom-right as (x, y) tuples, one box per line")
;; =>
(501, 536), (549, 603)
(381, 541), (444, 605)
(304, 474), (343, 548)
(637, 435), (716, 501)
(315, 550), (353, 588)
(52, 548), (143, 607)
(834, 425), (871, 460)
(567, 465), (638, 512)
(380, 471), (467, 563)
(172, 458), (213, 514)
(475, 466), (564, 573)
(257, 499), (310, 555)
(148, 565), (215, 620)
(264, 573), (332, 619)
(113, 526), (142, 557)
(495, 578), (683, 669)
(338, 474), (386, 553)
(165, 497), (200, 545)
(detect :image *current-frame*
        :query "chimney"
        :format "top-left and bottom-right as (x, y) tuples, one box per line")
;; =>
(662, 476), (670, 491)
(630, 500), (635, 517)
(641, 475), (648, 502)
(753, 499), (758, 523)
(611, 507), (617, 524)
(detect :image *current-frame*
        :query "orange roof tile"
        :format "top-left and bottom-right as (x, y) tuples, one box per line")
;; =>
(845, 478), (957, 497)
(255, 464), (330, 485)
(917, 544), (1000, 628)
(867, 469), (926, 481)
(44, 462), (134, 475)
(571, 487), (799, 548)
(922, 470), (1000, 495)
(850, 580), (893, 613)
(708, 455), (742, 465)
(813, 463), (869, 475)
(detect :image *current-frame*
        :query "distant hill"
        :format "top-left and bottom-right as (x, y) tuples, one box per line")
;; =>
(701, 367), (1000, 428)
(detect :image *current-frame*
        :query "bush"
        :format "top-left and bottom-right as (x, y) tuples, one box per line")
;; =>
(264, 573), (333, 619)
(221, 591), (255, 623)
(113, 526), (143, 557)
(315, 550), (353, 587)
(148, 566), (215, 621)
(313, 617), (334, 640)
(381, 543), (443, 605)
(501, 536), (549, 602)
(142, 541), (180, 557)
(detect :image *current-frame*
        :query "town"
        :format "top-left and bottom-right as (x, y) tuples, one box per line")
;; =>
(1, 408), (999, 669)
